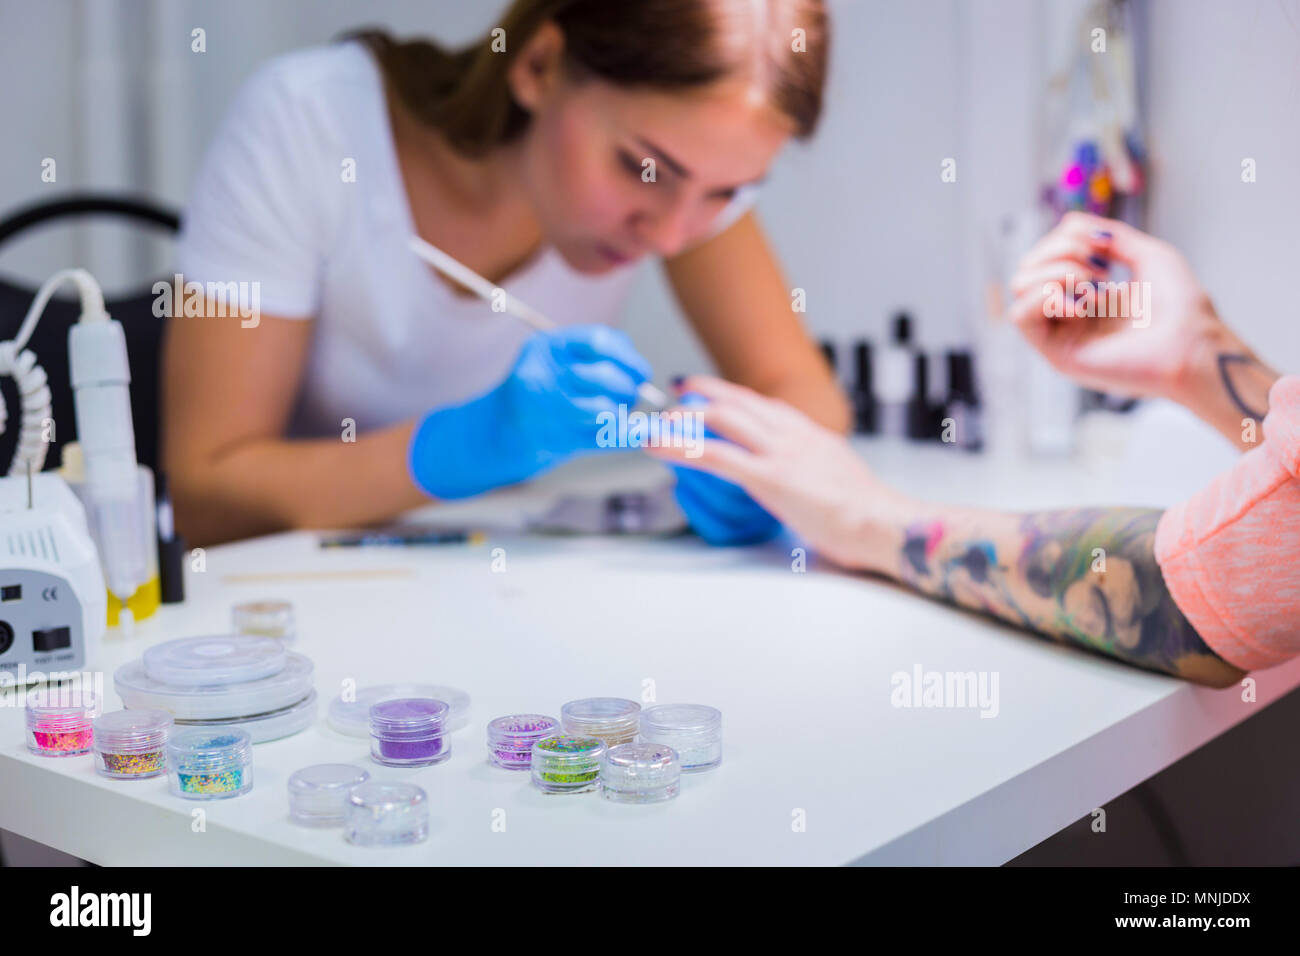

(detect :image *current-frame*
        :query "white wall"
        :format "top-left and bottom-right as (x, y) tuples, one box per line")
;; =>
(0, 0), (1295, 373)
(1143, 0), (1300, 372)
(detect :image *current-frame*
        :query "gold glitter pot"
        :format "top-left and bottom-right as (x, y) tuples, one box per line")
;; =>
(93, 709), (173, 779)
(232, 600), (296, 643)
(559, 697), (640, 747)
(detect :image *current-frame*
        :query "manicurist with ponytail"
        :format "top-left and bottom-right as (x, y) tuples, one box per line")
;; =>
(164, 0), (844, 546)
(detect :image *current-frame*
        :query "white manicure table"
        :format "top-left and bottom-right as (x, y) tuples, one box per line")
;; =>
(3, 415), (1296, 865)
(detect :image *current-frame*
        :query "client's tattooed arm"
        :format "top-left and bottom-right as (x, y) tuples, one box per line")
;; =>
(896, 508), (1244, 687)
(1178, 326), (1280, 451)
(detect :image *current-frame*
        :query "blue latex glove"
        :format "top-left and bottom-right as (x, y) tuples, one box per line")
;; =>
(409, 325), (651, 499)
(670, 393), (782, 545)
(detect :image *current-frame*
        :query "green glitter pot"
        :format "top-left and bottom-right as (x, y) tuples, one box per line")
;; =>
(530, 735), (607, 794)
(166, 728), (253, 800)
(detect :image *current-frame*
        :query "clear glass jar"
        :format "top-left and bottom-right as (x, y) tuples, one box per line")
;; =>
(167, 729), (253, 799)
(232, 600), (296, 643)
(369, 698), (450, 767)
(93, 709), (173, 778)
(486, 714), (559, 770)
(288, 763), (370, 826)
(638, 704), (722, 772)
(600, 742), (681, 803)
(344, 781), (428, 846)
(531, 735), (606, 794)
(560, 697), (640, 747)
(26, 692), (95, 757)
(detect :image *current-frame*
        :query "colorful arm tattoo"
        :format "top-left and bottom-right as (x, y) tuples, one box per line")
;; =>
(899, 508), (1243, 687)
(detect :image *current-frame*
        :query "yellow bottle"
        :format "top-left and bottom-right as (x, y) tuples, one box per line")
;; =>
(59, 443), (161, 626)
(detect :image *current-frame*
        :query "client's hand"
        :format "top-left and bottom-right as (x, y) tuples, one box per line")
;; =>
(648, 376), (894, 569)
(1007, 212), (1224, 402)
(1007, 212), (1279, 447)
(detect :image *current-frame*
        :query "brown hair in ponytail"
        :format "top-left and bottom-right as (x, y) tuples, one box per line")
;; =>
(349, 0), (829, 158)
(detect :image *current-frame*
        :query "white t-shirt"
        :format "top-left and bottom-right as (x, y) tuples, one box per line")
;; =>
(177, 43), (755, 438)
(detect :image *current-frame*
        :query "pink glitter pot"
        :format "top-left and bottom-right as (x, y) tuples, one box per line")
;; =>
(486, 714), (559, 770)
(26, 695), (95, 757)
(369, 698), (450, 767)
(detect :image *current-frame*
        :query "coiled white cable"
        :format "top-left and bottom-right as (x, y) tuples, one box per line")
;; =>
(0, 267), (107, 475)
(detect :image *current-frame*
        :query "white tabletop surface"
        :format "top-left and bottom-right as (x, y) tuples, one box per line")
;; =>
(2, 425), (1294, 866)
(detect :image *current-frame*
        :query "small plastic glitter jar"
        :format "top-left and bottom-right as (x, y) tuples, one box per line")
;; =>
(560, 697), (640, 747)
(486, 714), (559, 770)
(232, 600), (296, 643)
(600, 742), (681, 803)
(93, 709), (173, 778)
(369, 697), (450, 767)
(26, 693), (95, 757)
(530, 735), (607, 794)
(344, 781), (428, 846)
(638, 703), (723, 772)
(167, 729), (253, 799)
(288, 763), (371, 826)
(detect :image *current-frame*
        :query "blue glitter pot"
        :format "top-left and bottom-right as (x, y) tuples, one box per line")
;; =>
(166, 729), (253, 800)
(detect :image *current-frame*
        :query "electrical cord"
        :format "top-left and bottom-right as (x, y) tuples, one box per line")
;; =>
(0, 267), (107, 475)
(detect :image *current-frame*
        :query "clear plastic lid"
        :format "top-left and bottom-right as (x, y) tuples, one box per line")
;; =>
(167, 729), (253, 773)
(288, 763), (370, 823)
(115, 653), (315, 719)
(561, 697), (641, 736)
(172, 690), (317, 744)
(369, 698), (448, 738)
(487, 714), (559, 748)
(142, 634), (288, 687)
(328, 683), (470, 737)
(531, 734), (607, 769)
(232, 600), (296, 640)
(26, 688), (97, 729)
(93, 709), (173, 752)
(345, 781), (428, 846)
(639, 703), (722, 739)
(600, 742), (681, 790)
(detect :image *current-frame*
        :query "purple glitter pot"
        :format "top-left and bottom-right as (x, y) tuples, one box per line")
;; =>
(369, 697), (450, 767)
(486, 714), (559, 770)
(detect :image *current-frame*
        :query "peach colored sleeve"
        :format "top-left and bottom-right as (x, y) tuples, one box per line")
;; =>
(1154, 376), (1300, 671)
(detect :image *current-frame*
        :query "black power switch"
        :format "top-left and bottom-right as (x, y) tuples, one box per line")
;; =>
(32, 626), (72, 652)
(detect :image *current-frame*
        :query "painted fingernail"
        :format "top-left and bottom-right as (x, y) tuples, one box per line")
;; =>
(1092, 229), (1113, 240)
(1088, 254), (1109, 270)
(671, 375), (685, 388)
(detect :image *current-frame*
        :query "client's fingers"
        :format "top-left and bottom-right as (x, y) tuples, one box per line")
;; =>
(1013, 233), (1099, 278)
(1009, 261), (1103, 299)
(676, 375), (811, 431)
(645, 435), (767, 489)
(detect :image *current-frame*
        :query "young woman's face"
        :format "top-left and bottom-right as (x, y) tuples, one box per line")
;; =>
(509, 29), (794, 273)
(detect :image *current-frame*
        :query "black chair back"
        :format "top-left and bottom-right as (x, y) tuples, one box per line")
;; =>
(0, 194), (180, 477)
